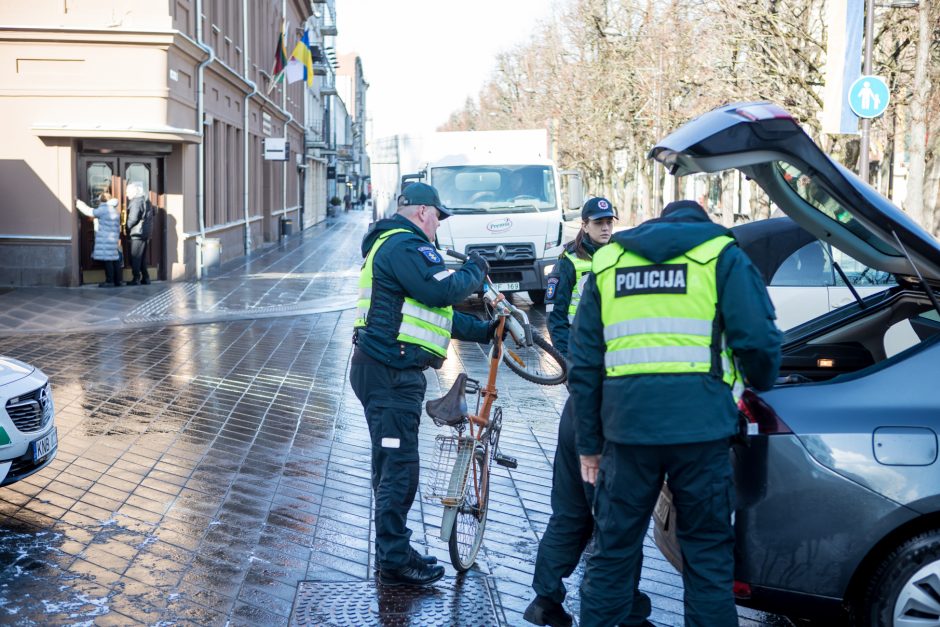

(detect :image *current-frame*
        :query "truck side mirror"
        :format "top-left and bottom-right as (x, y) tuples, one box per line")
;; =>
(560, 171), (583, 216)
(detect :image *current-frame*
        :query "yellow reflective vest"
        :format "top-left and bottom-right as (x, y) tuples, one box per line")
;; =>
(563, 250), (593, 324)
(592, 234), (743, 400)
(354, 229), (454, 358)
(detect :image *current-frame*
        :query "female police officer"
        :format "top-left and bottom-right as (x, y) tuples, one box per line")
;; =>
(524, 198), (653, 627)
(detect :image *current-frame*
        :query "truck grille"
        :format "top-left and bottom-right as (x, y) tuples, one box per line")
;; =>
(465, 243), (535, 267)
(5, 385), (53, 433)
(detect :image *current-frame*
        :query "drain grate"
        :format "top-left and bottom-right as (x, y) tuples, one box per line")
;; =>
(289, 576), (504, 626)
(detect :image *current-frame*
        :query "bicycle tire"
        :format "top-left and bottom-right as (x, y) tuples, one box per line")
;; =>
(502, 331), (567, 385)
(448, 445), (489, 572)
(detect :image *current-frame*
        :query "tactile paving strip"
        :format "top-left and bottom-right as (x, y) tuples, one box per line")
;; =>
(289, 577), (504, 626)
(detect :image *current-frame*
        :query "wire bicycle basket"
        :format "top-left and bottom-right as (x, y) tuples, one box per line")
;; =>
(425, 434), (479, 507)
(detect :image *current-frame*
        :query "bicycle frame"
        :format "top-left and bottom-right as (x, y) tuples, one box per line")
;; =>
(438, 286), (512, 549)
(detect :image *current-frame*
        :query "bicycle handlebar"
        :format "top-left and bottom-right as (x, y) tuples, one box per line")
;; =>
(444, 249), (533, 347)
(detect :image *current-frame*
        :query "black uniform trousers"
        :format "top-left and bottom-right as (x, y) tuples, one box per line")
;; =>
(533, 398), (652, 623)
(350, 350), (427, 570)
(580, 438), (737, 627)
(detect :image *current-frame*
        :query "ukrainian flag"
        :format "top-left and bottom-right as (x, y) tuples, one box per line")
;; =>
(287, 27), (314, 88)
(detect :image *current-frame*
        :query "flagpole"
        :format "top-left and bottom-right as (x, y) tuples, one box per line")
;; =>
(267, 18), (287, 96)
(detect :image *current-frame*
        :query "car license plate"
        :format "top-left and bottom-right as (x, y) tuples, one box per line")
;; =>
(31, 428), (57, 463)
(494, 282), (520, 292)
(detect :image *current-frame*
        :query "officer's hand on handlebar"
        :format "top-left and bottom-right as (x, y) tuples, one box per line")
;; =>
(467, 251), (490, 277)
(486, 319), (509, 343)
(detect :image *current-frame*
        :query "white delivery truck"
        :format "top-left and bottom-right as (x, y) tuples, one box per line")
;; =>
(368, 129), (583, 304)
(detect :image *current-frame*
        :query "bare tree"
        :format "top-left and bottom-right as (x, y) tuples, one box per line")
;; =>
(905, 0), (932, 227)
(439, 0), (940, 232)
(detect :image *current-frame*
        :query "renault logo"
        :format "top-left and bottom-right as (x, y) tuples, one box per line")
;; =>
(495, 245), (507, 260)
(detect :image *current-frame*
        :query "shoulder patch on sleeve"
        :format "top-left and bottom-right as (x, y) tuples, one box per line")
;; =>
(545, 276), (559, 300)
(416, 245), (443, 265)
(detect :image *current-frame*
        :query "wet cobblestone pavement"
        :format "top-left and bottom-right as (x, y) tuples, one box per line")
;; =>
(0, 213), (793, 626)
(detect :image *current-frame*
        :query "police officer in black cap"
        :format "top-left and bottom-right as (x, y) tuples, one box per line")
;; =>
(525, 197), (652, 627)
(544, 197), (616, 358)
(351, 182), (497, 586)
(570, 199), (782, 626)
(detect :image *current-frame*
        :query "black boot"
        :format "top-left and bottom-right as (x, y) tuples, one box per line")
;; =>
(374, 548), (438, 576)
(523, 595), (573, 627)
(379, 562), (445, 586)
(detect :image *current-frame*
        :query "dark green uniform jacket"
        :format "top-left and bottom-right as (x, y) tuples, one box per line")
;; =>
(569, 205), (783, 452)
(355, 215), (489, 369)
(546, 238), (599, 360)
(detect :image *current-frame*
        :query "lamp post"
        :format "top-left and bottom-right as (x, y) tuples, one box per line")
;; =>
(858, 0), (875, 183)
(858, 0), (920, 184)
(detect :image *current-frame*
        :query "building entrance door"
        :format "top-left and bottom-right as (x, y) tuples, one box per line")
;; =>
(77, 155), (164, 285)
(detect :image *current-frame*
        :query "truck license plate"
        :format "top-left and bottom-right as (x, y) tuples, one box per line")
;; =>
(31, 428), (57, 463)
(494, 282), (520, 292)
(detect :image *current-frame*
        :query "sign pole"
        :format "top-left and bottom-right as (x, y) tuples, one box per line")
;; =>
(859, 0), (875, 183)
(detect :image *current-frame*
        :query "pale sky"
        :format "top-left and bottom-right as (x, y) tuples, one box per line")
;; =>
(336, 0), (557, 140)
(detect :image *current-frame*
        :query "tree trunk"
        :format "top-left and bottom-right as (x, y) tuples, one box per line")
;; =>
(904, 0), (931, 226)
(925, 155), (940, 235)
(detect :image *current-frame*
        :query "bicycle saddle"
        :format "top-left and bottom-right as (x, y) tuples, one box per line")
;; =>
(426, 373), (470, 427)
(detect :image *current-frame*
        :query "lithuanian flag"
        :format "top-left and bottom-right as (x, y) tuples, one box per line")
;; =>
(269, 22), (288, 93)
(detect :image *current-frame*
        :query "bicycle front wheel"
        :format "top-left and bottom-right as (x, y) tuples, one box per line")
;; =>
(448, 446), (489, 572)
(502, 331), (567, 385)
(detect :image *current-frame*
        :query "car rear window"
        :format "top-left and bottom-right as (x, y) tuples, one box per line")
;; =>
(775, 162), (899, 256)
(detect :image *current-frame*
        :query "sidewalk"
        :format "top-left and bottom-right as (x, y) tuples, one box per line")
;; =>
(0, 213), (364, 336)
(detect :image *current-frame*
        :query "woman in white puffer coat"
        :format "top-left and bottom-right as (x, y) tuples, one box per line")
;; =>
(76, 192), (124, 287)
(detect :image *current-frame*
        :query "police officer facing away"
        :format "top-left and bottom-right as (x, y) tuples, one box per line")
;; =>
(570, 200), (782, 626)
(526, 197), (652, 627)
(351, 182), (495, 587)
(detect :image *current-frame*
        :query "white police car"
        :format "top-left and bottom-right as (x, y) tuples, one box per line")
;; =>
(0, 356), (57, 487)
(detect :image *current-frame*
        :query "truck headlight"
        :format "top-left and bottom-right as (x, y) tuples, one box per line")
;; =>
(544, 223), (563, 250)
(543, 263), (555, 275)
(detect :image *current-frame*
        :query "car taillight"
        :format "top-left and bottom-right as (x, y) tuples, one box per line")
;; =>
(733, 581), (752, 599)
(738, 389), (791, 435)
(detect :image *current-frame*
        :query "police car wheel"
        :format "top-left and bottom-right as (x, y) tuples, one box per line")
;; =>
(857, 529), (940, 627)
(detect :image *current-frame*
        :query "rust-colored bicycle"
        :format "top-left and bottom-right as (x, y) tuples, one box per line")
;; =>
(425, 252), (566, 571)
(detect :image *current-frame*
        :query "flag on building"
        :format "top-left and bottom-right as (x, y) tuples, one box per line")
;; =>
(285, 26), (314, 87)
(268, 22), (288, 94)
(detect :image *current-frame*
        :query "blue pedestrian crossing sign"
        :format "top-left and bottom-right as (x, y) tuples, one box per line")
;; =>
(848, 75), (890, 119)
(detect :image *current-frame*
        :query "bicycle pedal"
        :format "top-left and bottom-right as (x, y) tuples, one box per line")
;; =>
(495, 453), (517, 469)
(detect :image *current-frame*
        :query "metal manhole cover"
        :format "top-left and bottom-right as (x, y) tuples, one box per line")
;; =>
(290, 576), (504, 626)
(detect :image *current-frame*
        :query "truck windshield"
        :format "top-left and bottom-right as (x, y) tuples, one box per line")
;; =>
(431, 165), (557, 214)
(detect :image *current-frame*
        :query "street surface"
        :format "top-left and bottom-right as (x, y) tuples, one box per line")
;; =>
(0, 212), (793, 626)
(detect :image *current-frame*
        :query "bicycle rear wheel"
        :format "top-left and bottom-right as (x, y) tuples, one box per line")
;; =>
(502, 331), (567, 385)
(448, 444), (489, 572)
